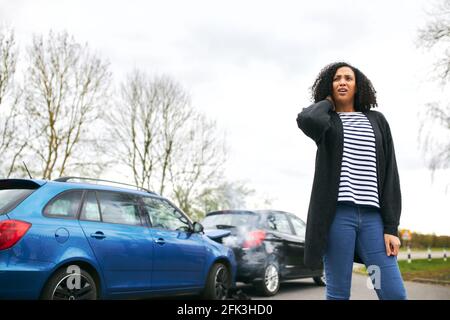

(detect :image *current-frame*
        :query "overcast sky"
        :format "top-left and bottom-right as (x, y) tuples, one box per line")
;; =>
(1, 0), (449, 236)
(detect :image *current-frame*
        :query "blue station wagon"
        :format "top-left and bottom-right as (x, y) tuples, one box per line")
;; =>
(0, 178), (236, 300)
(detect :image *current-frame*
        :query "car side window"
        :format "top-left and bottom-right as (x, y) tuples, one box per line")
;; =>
(266, 213), (293, 235)
(80, 191), (101, 222)
(290, 216), (306, 239)
(44, 190), (83, 219)
(96, 191), (142, 226)
(141, 197), (190, 232)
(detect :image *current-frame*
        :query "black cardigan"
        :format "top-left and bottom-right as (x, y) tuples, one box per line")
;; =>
(296, 99), (402, 269)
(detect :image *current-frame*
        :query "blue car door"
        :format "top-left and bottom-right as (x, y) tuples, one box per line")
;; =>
(140, 196), (206, 290)
(78, 191), (153, 294)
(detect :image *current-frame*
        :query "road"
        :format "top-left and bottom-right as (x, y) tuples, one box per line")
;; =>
(238, 252), (450, 300)
(235, 273), (450, 300)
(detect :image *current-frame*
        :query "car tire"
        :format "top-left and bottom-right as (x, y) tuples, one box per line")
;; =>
(202, 263), (231, 300)
(253, 261), (280, 296)
(41, 266), (98, 300)
(313, 273), (326, 286)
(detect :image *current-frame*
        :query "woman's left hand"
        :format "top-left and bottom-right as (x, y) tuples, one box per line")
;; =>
(384, 234), (401, 256)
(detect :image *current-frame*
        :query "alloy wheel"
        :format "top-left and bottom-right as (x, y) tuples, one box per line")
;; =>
(214, 265), (229, 300)
(264, 264), (279, 293)
(51, 273), (96, 300)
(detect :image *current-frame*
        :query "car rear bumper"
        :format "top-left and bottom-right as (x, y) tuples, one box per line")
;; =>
(236, 265), (265, 282)
(0, 259), (54, 299)
(233, 247), (267, 282)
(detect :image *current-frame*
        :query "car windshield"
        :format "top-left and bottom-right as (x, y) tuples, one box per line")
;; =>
(0, 189), (36, 215)
(202, 213), (259, 229)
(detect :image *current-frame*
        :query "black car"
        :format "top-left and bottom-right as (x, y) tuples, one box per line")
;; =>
(201, 210), (325, 296)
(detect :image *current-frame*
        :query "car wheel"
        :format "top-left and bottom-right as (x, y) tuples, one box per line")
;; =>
(41, 267), (98, 300)
(313, 273), (326, 286)
(254, 262), (280, 296)
(202, 263), (231, 300)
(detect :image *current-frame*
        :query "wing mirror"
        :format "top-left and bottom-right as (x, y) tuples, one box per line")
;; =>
(192, 221), (204, 233)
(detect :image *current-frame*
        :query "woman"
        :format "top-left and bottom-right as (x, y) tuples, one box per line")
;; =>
(296, 62), (407, 300)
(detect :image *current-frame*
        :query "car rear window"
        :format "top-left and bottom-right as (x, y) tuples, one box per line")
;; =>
(43, 190), (83, 219)
(202, 212), (259, 229)
(0, 189), (36, 215)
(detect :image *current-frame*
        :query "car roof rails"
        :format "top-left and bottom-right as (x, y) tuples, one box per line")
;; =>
(53, 176), (157, 195)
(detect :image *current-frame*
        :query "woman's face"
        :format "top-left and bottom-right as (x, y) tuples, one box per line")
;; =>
(332, 66), (357, 105)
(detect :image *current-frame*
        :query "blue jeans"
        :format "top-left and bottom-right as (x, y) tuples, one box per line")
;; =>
(323, 201), (407, 300)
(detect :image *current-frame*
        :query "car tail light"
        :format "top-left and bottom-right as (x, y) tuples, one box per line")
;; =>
(0, 220), (32, 250)
(242, 230), (266, 249)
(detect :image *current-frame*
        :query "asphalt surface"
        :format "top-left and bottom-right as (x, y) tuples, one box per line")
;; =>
(236, 273), (450, 300)
(163, 251), (450, 300)
(240, 251), (450, 300)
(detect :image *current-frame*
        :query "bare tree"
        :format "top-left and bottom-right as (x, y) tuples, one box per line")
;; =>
(169, 112), (227, 217)
(155, 76), (193, 196)
(110, 72), (193, 194)
(108, 71), (161, 190)
(110, 71), (228, 217)
(417, 0), (450, 83)
(0, 27), (29, 177)
(23, 31), (111, 179)
(0, 27), (16, 105)
(416, 0), (450, 182)
(417, 102), (450, 174)
(194, 181), (255, 220)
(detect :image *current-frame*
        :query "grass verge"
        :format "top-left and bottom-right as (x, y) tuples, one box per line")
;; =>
(354, 258), (450, 286)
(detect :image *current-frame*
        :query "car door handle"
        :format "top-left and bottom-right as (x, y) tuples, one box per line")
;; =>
(154, 238), (165, 245)
(90, 231), (106, 240)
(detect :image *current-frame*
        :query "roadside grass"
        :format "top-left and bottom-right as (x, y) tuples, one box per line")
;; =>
(354, 258), (450, 286)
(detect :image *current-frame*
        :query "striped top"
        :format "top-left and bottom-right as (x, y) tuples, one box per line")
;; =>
(337, 111), (379, 208)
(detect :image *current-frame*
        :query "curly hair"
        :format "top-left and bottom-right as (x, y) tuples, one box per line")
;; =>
(310, 62), (378, 111)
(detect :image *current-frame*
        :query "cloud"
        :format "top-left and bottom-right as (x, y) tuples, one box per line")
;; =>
(1, 0), (447, 235)
(174, 4), (375, 79)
